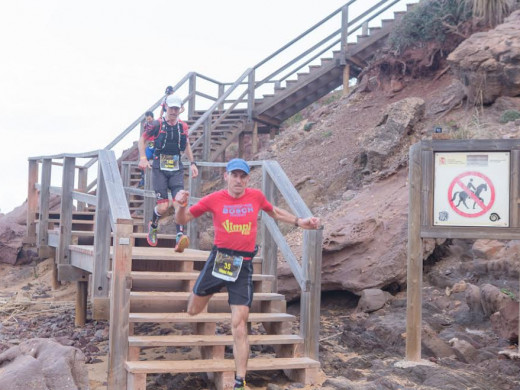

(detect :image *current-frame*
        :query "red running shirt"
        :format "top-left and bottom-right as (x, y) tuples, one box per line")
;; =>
(189, 188), (273, 254)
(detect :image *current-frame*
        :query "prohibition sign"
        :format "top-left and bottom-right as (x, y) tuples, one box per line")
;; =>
(447, 171), (495, 218)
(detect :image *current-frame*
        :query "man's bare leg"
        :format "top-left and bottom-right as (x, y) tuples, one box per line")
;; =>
(187, 293), (212, 315)
(231, 304), (250, 378)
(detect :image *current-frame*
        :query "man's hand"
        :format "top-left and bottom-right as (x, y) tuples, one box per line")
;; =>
(299, 216), (321, 230)
(138, 158), (151, 171)
(175, 190), (190, 207)
(190, 164), (199, 178)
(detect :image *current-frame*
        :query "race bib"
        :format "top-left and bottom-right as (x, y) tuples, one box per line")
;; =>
(159, 154), (180, 171)
(212, 251), (243, 282)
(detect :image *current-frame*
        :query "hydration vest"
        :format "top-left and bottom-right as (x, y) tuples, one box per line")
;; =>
(153, 118), (188, 157)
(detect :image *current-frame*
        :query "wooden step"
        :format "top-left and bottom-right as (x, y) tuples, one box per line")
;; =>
(126, 271), (274, 282)
(125, 357), (319, 374)
(128, 334), (303, 347)
(129, 312), (295, 323)
(68, 245), (262, 263)
(130, 291), (284, 302)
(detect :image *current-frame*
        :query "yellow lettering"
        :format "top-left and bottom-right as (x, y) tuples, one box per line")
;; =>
(221, 220), (252, 235)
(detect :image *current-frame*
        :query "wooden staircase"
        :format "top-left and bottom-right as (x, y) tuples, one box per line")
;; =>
(68, 245), (320, 389)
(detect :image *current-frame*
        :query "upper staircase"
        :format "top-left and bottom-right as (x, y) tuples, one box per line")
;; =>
(24, 2), (418, 389)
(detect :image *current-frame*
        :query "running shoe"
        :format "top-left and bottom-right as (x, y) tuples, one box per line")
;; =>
(174, 232), (189, 253)
(233, 378), (246, 389)
(147, 222), (158, 247)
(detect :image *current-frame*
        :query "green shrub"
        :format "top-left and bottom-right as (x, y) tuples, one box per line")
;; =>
(304, 122), (315, 131)
(499, 109), (520, 123)
(389, 0), (472, 53)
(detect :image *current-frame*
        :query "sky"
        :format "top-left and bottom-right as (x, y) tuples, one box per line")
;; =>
(0, 0), (413, 214)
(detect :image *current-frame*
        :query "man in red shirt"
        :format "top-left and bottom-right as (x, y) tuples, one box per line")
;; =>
(174, 158), (320, 390)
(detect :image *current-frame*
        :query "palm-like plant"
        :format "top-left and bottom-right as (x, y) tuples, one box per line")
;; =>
(467, 0), (514, 26)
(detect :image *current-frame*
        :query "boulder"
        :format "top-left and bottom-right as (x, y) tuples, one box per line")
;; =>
(0, 221), (25, 265)
(357, 97), (425, 173)
(472, 239), (505, 259)
(480, 283), (509, 317)
(490, 299), (519, 342)
(0, 338), (89, 390)
(448, 11), (520, 105)
(465, 283), (484, 315)
(357, 288), (390, 313)
(426, 79), (467, 116)
(278, 169), (410, 298)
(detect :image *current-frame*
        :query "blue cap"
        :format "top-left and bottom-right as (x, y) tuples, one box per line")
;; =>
(226, 158), (250, 174)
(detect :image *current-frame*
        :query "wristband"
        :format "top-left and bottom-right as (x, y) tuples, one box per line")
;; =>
(140, 156), (147, 160)
(190, 161), (197, 166)
(294, 217), (299, 227)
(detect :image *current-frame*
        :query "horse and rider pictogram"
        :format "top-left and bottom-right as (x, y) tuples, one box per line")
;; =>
(447, 171), (495, 218)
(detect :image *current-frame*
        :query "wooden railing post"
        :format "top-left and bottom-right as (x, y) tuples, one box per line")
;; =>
(107, 221), (133, 390)
(406, 142), (423, 361)
(340, 4), (349, 65)
(300, 228), (323, 360)
(187, 170), (201, 249)
(92, 161), (112, 320)
(26, 159), (39, 244)
(189, 73), (196, 120)
(143, 168), (154, 231)
(218, 83), (225, 113)
(77, 167), (88, 212)
(57, 157), (75, 281)
(38, 158), (52, 259)
(203, 118), (212, 162)
(261, 165), (278, 292)
(247, 69), (255, 121)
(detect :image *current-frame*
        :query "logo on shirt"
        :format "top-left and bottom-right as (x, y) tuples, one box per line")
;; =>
(222, 204), (254, 216)
(222, 220), (252, 236)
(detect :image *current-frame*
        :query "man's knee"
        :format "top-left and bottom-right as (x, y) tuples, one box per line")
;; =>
(156, 201), (169, 214)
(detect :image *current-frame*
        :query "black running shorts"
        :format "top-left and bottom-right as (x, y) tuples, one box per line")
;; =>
(193, 248), (254, 307)
(152, 167), (184, 203)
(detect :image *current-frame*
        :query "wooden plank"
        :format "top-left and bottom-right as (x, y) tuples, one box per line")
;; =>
(128, 334), (303, 347)
(125, 271), (274, 282)
(72, 191), (97, 206)
(57, 157), (75, 280)
(107, 222), (134, 390)
(125, 357), (319, 374)
(68, 245), (245, 262)
(262, 215), (306, 291)
(38, 159), (52, 257)
(75, 281), (88, 327)
(130, 291), (284, 301)
(26, 160), (39, 244)
(406, 142), (423, 361)
(426, 139), (520, 152)
(511, 150), (519, 227)
(420, 226), (520, 240)
(129, 312), (295, 323)
(342, 64), (350, 95)
(29, 150), (100, 161)
(70, 250), (94, 273)
(92, 161), (111, 315)
(98, 149), (132, 227)
(261, 166), (278, 292)
(300, 228), (323, 360)
(77, 167), (88, 212)
(263, 161), (312, 218)
(421, 150), (433, 227)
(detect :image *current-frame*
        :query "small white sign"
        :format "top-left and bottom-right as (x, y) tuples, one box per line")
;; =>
(433, 152), (510, 227)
